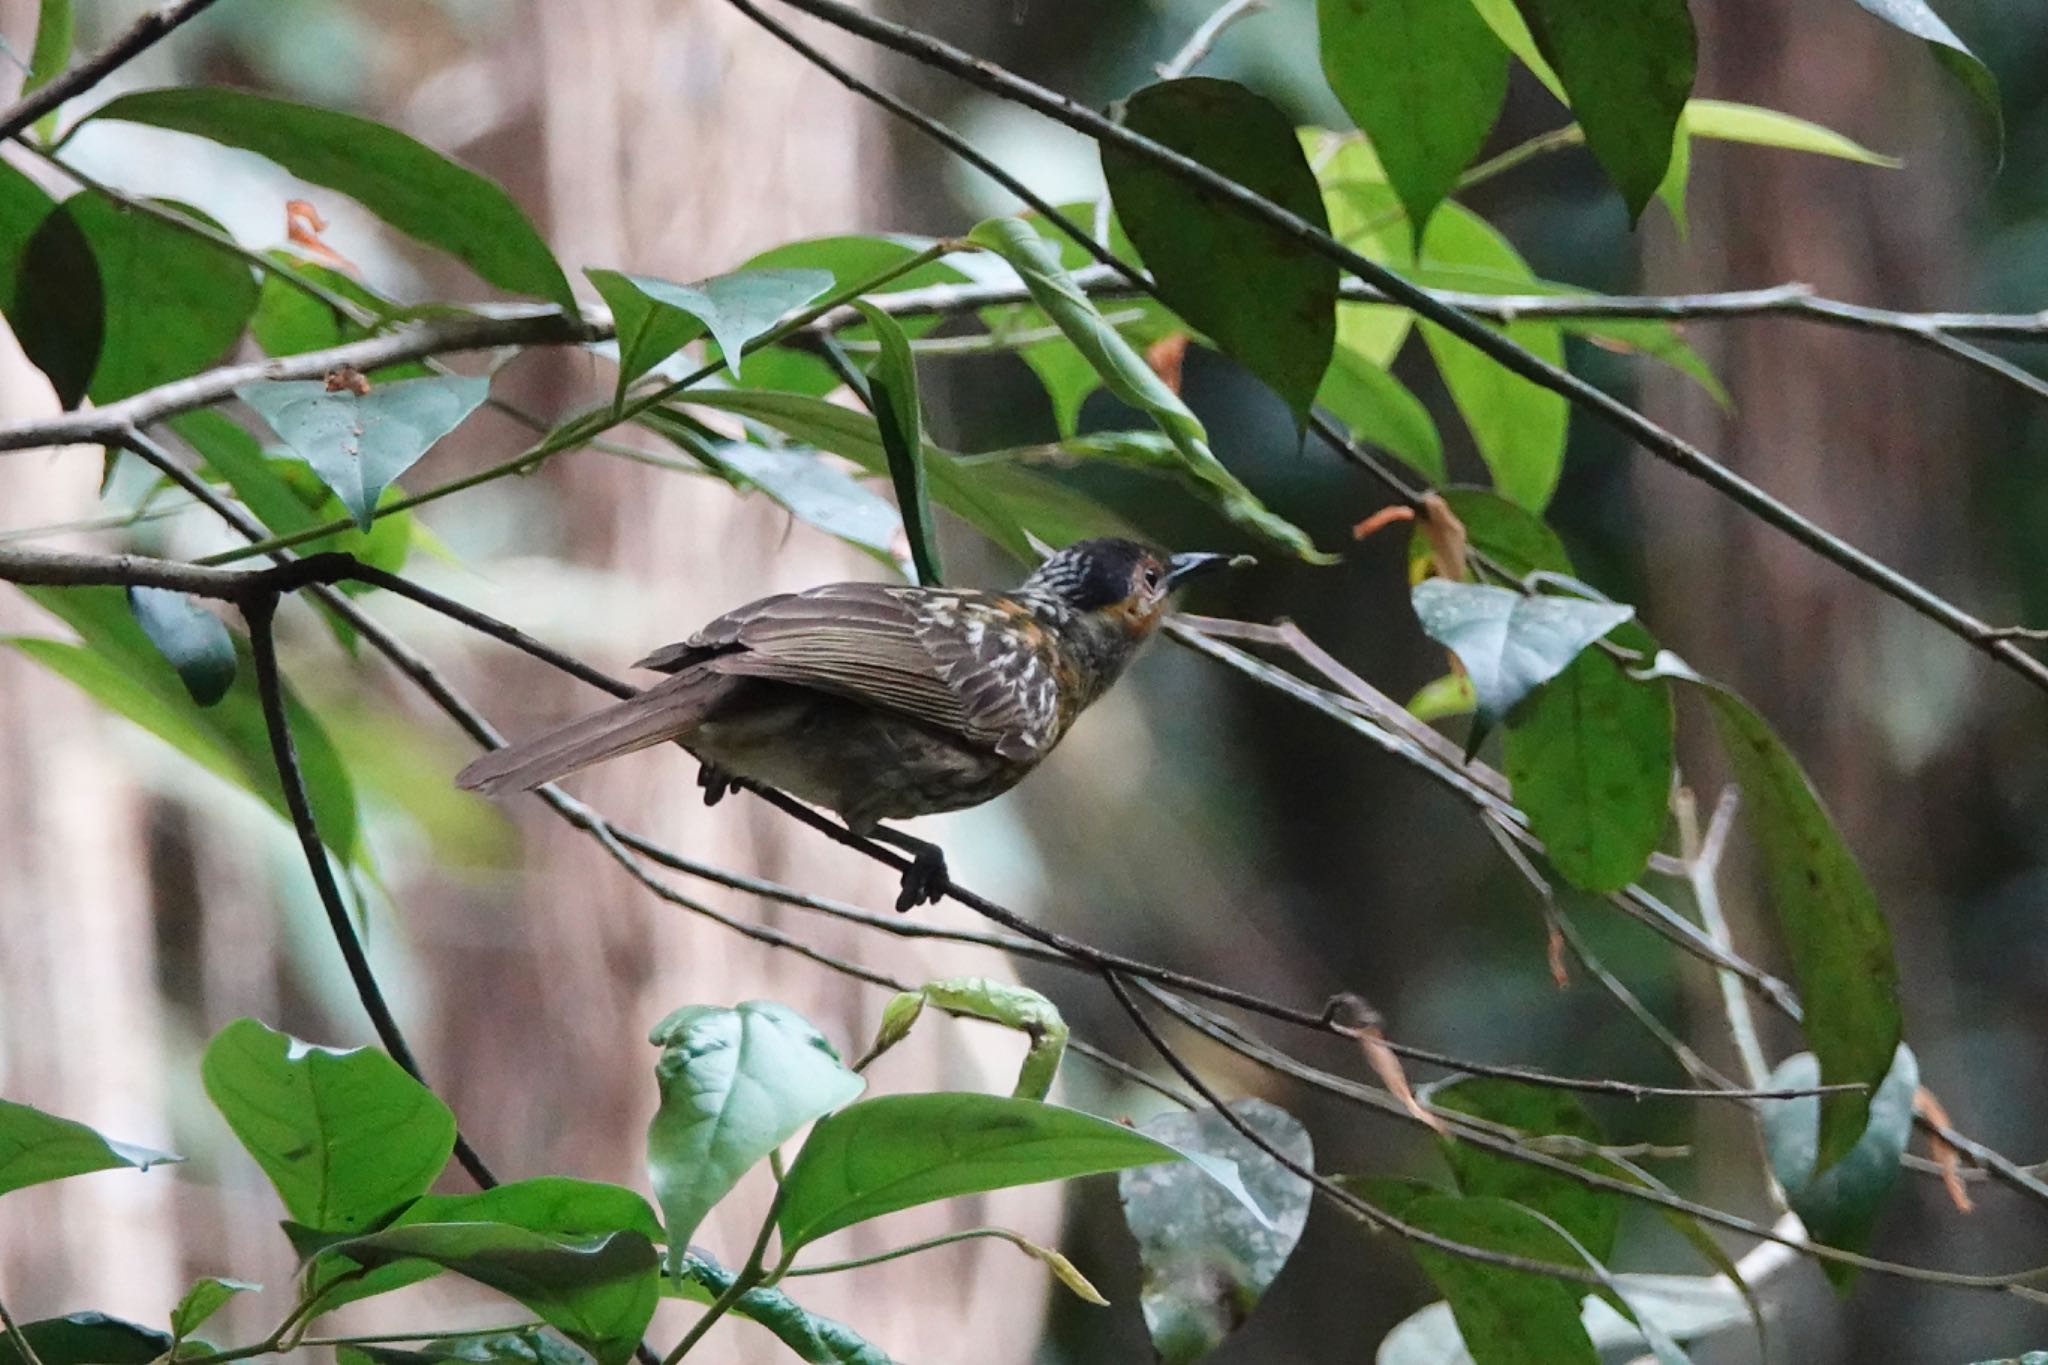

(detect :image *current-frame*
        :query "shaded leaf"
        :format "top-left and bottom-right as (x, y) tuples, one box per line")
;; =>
(1318, 0), (1509, 233)
(1101, 78), (1338, 421)
(1397, 1194), (1598, 1365)
(1848, 0), (2001, 154)
(0, 1099), (177, 1197)
(341, 1330), (587, 1365)
(968, 216), (1333, 562)
(1406, 487), (1569, 582)
(671, 1250), (896, 1364)
(126, 588), (236, 707)
(692, 437), (902, 564)
(1117, 1100), (1311, 1364)
(238, 374), (490, 530)
(1410, 578), (1634, 731)
(1430, 1079), (1621, 1262)
(646, 1001), (863, 1252)
(778, 1092), (1201, 1254)
(0, 159), (96, 408)
(201, 1018), (454, 1232)
(89, 88), (573, 305)
(1654, 664), (1901, 1169)
(1511, 0), (1697, 219)
(326, 1223), (656, 1365)
(1379, 1272), (1758, 1365)
(852, 301), (941, 585)
(1315, 351), (1443, 482)
(587, 266), (833, 395)
(168, 1279), (258, 1344)
(0, 1316), (170, 1365)
(1762, 1045), (1917, 1293)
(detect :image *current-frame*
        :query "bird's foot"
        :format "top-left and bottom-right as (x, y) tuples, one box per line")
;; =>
(868, 825), (949, 912)
(697, 763), (737, 807)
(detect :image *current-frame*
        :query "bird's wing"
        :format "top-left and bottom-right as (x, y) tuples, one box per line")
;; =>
(634, 583), (1060, 760)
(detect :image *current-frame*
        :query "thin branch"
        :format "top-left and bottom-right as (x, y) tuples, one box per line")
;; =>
(242, 594), (497, 1191)
(0, 1287), (50, 1365)
(750, 0), (2048, 697)
(1155, 0), (1266, 79)
(1681, 787), (1775, 1092)
(0, 0), (223, 142)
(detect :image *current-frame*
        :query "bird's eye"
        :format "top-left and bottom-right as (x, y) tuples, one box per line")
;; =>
(1141, 564), (1164, 591)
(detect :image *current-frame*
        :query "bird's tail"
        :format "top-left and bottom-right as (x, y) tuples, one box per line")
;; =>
(455, 673), (724, 797)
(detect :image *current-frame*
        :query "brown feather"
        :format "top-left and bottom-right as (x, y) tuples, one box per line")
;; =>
(453, 672), (732, 796)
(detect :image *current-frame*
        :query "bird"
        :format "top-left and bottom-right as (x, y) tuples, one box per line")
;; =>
(455, 537), (1244, 909)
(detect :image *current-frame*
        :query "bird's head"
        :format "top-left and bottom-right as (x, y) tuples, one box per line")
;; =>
(1020, 538), (1244, 642)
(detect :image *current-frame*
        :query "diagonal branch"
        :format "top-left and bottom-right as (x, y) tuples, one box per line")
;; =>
(0, 0), (223, 142)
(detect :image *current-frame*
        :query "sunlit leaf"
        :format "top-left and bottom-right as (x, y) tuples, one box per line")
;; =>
(168, 1278), (258, 1344)
(917, 978), (1067, 1101)
(587, 266), (833, 395)
(0, 1099), (177, 1198)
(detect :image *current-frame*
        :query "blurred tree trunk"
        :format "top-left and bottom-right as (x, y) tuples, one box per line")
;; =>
(0, 2), (1052, 1358)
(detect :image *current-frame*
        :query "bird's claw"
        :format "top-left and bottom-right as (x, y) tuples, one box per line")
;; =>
(894, 847), (948, 913)
(697, 764), (737, 807)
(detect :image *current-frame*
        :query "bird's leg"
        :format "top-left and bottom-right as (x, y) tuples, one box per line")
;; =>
(866, 825), (949, 912)
(696, 762), (738, 807)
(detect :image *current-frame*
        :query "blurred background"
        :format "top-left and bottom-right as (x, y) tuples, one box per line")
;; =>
(2, 0), (2046, 1361)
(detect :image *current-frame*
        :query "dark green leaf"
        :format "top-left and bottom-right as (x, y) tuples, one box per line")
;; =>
(671, 1250), (896, 1365)
(1431, 1079), (1620, 1262)
(1762, 1045), (1917, 1292)
(586, 266), (832, 397)
(1315, 351), (1443, 482)
(852, 301), (940, 586)
(201, 1017), (454, 1231)
(0, 1098), (177, 1197)
(325, 1223), (657, 1365)
(1414, 209), (1567, 511)
(968, 215), (1334, 562)
(1406, 487), (1570, 582)
(0, 1315), (170, 1365)
(1849, 0), (2001, 154)
(1665, 668), (1901, 1169)
(1117, 1100), (1311, 1365)
(73, 197), (256, 403)
(89, 88), (573, 305)
(126, 588), (236, 707)
(1102, 78), (1337, 423)
(238, 374), (490, 530)
(1410, 579), (1634, 731)
(1399, 1194), (1598, 1365)
(646, 1001), (863, 1251)
(777, 1092), (1194, 1254)
(0, 158), (95, 409)
(342, 1330), (587, 1365)
(1511, 0), (1697, 218)
(168, 1278), (258, 1344)
(1318, 0), (1508, 232)
(1504, 644), (1673, 893)
(6, 588), (361, 861)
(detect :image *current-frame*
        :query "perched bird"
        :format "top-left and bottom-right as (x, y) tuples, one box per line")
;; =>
(456, 537), (1243, 908)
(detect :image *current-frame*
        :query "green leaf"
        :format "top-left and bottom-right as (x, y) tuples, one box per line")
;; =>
(1761, 1045), (1917, 1293)
(1379, 1272), (1756, 1364)
(646, 1001), (864, 1251)
(587, 266), (833, 395)
(201, 1018), (455, 1232)
(1848, 0), (2001, 154)
(1315, 350), (1443, 482)
(690, 437), (902, 564)
(325, 1223), (657, 1365)
(1102, 76), (1339, 422)
(1465, 0), (1566, 101)
(88, 88), (573, 306)
(1117, 1100), (1311, 1365)
(852, 301), (941, 586)
(671, 1250), (897, 1364)
(304, 1178), (663, 1320)
(1398, 1194), (1599, 1365)
(24, 0), (71, 141)
(7, 588), (362, 861)
(237, 374), (491, 530)
(968, 215), (1335, 563)
(0, 1098), (178, 1197)
(125, 588), (236, 707)
(0, 1316), (170, 1365)
(16, 195), (257, 406)
(777, 1092), (1195, 1255)
(1682, 99), (1901, 167)
(1407, 672), (1476, 722)
(168, 1279), (258, 1344)
(737, 235), (968, 396)
(0, 159), (96, 409)
(1407, 487), (1570, 582)
(1660, 667), (1901, 1170)
(918, 978), (1068, 1101)
(1410, 579), (1634, 732)
(1413, 207), (1568, 511)
(341, 1330), (587, 1365)
(1505, 644), (1673, 893)
(1317, 0), (1508, 233)
(1511, 0), (1697, 219)
(1430, 1079), (1621, 1262)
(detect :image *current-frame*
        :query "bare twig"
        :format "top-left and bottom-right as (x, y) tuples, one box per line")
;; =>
(1155, 0), (1266, 79)
(0, 0), (223, 142)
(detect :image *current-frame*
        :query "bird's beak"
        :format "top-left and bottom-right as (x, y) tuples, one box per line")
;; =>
(1166, 551), (1250, 590)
